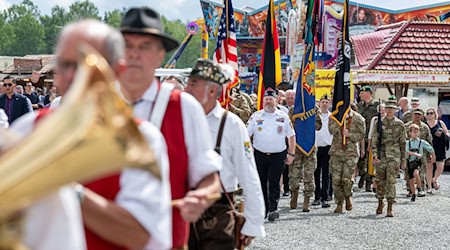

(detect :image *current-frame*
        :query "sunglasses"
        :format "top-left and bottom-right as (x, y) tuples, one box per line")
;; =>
(426, 112), (435, 115)
(3, 83), (12, 87)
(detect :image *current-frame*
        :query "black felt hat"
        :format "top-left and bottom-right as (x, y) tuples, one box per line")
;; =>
(120, 7), (180, 51)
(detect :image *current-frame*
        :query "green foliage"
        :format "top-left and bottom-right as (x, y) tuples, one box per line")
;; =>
(0, 0), (211, 68)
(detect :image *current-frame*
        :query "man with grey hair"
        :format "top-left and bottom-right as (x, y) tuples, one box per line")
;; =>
(11, 19), (172, 249)
(395, 97), (409, 120)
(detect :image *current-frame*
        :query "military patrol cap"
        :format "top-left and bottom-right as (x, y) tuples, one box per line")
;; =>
(264, 87), (277, 98)
(413, 108), (424, 115)
(188, 59), (230, 85)
(384, 100), (398, 109)
(320, 93), (330, 101)
(411, 97), (420, 104)
(360, 85), (372, 93)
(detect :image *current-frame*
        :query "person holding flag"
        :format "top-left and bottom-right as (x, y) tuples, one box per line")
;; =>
(329, 0), (366, 214)
(290, 0), (323, 212)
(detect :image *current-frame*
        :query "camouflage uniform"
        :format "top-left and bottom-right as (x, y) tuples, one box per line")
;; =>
(372, 115), (406, 216)
(404, 120), (432, 191)
(402, 110), (413, 124)
(229, 92), (251, 123)
(288, 106), (322, 211)
(329, 110), (366, 211)
(241, 92), (257, 114)
(357, 99), (380, 187)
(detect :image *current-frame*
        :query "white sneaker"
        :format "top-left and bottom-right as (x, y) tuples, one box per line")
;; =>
(418, 191), (425, 197)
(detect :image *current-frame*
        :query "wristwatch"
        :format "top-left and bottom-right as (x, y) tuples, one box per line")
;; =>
(288, 153), (295, 157)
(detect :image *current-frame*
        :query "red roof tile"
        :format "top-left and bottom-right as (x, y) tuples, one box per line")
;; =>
(355, 21), (450, 71)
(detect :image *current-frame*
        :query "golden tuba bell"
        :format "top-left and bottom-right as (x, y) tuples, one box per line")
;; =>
(0, 44), (160, 249)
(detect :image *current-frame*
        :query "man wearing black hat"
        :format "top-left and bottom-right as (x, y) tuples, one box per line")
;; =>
(357, 85), (380, 192)
(185, 58), (265, 249)
(119, 7), (222, 249)
(247, 87), (296, 221)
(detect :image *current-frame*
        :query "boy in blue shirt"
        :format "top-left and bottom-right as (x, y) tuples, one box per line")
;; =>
(406, 124), (435, 201)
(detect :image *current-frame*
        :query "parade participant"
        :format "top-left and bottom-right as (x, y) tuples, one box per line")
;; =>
(247, 88), (295, 221)
(404, 108), (432, 196)
(372, 100), (406, 217)
(395, 97), (409, 120)
(405, 124), (435, 202)
(402, 97), (420, 123)
(425, 107), (449, 194)
(356, 86), (379, 191)
(312, 94), (333, 208)
(24, 82), (42, 110)
(12, 20), (172, 249)
(230, 86), (252, 123)
(119, 7), (222, 249)
(329, 108), (365, 213)
(0, 76), (32, 124)
(288, 105), (321, 212)
(185, 59), (265, 249)
(0, 108), (8, 128)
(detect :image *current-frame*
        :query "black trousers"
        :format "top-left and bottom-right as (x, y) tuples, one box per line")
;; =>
(314, 146), (331, 201)
(254, 150), (286, 214)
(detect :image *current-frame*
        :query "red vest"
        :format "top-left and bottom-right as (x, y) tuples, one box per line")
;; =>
(159, 89), (189, 248)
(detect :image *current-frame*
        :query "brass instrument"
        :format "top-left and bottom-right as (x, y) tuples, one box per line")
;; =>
(0, 44), (160, 249)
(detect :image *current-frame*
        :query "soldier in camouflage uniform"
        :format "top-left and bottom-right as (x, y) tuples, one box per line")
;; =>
(329, 109), (366, 213)
(288, 106), (322, 212)
(242, 91), (257, 114)
(229, 88), (252, 123)
(402, 97), (420, 124)
(372, 100), (406, 217)
(404, 108), (432, 195)
(356, 86), (380, 191)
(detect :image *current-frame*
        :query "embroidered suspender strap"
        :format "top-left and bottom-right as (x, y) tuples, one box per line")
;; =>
(214, 110), (228, 155)
(149, 82), (175, 129)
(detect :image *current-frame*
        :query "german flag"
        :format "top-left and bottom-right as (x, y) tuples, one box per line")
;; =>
(257, 0), (281, 110)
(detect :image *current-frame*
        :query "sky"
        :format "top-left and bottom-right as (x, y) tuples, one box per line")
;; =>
(0, 0), (268, 21)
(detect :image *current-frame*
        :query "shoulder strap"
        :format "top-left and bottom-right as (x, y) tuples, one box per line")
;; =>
(214, 110), (228, 154)
(149, 82), (175, 129)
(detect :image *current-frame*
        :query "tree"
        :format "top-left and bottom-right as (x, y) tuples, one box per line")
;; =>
(0, 13), (15, 54)
(104, 9), (124, 28)
(4, 0), (46, 56)
(67, 0), (100, 21)
(41, 5), (70, 53)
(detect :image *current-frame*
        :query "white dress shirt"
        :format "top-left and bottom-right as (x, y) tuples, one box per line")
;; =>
(247, 109), (295, 153)
(206, 102), (265, 237)
(12, 105), (172, 249)
(0, 108), (8, 128)
(315, 111), (333, 147)
(132, 81), (222, 188)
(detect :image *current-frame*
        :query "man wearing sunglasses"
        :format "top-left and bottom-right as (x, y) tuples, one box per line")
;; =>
(0, 76), (32, 124)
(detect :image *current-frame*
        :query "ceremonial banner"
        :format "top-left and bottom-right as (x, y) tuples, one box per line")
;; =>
(256, 0), (282, 110)
(331, 0), (351, 127)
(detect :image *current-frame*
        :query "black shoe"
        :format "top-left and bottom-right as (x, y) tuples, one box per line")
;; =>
(322, 201), (330, 208)
(327, 195), (333, 201)
(282, 191), (290, 197)
(358, 178), (364, 188)
(411, 194), (416, 202)
(268, 210), (279, 222)
(406, 192), (412, 197)
(312, 199), (321, 206)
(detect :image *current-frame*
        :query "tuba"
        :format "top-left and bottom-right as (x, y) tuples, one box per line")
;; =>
(0, 44), (160, 249)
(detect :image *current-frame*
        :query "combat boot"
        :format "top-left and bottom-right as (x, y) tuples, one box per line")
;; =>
(302, 196), (310, 212)
(387, 201), (394, 217)
(365, 181), (371, 192)
(334, 203), (343, 213)
(290, 189), (299, 209)
(376, 199), (384, 214)
(345, 197), (353, 211)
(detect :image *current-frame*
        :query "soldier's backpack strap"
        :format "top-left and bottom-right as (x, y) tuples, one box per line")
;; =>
(150, 82), (175, 129)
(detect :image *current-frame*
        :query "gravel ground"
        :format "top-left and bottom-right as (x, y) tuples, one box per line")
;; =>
(249, 172), (450, 250)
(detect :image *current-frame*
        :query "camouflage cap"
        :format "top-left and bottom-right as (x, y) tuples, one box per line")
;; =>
(413, 108), (424, 115)
(384, 100), (398, 109)
(388, 95), (397, 101)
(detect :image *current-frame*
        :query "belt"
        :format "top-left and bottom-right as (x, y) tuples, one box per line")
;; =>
(255, 149), (284, 156)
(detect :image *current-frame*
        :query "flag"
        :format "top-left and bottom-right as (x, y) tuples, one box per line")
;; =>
(164, 34), (194, 68)
(292, 0), (320, 156)
(214, 0), (239, 108)
(256, 0), (281, 110)
(330, 0), (351, 128)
